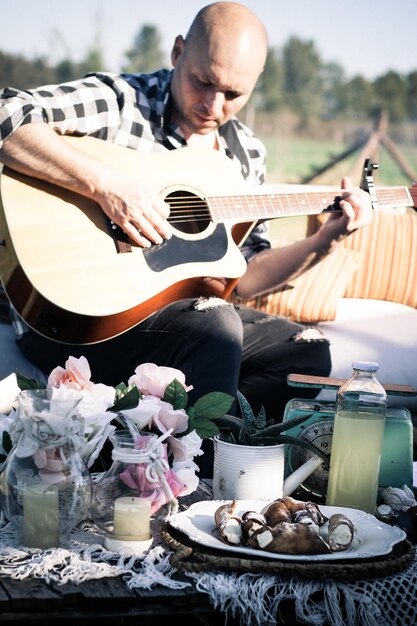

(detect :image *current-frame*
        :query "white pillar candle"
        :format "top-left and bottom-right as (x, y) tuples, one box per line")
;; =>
(113, 496), (151, 540)
(23, 485), (59, 549)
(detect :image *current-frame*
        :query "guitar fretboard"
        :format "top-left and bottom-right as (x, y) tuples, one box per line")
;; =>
(208, 186), (412, 222)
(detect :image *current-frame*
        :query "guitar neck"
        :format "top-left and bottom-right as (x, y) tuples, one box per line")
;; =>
(207, 185), (413, 223)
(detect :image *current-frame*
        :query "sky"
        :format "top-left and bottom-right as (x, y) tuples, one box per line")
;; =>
(2, 0), (417, 80)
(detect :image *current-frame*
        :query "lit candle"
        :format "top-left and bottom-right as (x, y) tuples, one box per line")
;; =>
(113, 496), (151, 540)
(23, 485), (59, 549)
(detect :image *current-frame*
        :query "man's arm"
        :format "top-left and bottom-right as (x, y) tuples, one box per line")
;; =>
(0, 75), (173, 247)
(236, 177), (373, 299)
(0, 124), (172, 247)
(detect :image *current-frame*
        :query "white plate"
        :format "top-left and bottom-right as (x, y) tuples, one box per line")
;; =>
(169, 500), (406, 561)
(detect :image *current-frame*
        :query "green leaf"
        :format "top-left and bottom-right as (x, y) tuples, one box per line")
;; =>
(164, 379), (188, 410)
(238, 423), (249, 444)
(188, 416), (220, 439)
(215, 414), (244, 430)
(254, 405), (267, 431)
(237, 392), (256, 438)
(193, 392), (234, 420)
(245, 415), (313, 440)
(186, 405), (195, 420)
(109, 383), (141, 412)
(16, 371), (45, 391)
(236, 390), (255, 421)
(237, 391), (269, 440)
(220, 431), (238, 444)
(274, 412), (315, 433)
(250, 431), (329, 465)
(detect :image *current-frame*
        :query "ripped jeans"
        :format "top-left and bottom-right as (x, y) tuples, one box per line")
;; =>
(19, 298), (331, 475)
(19, 297), (331, 418)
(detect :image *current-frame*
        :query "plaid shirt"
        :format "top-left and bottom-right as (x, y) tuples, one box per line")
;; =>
(0, 70), (270, 337)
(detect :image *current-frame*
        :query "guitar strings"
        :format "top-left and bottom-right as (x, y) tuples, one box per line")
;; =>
(162, 187), (408, 224)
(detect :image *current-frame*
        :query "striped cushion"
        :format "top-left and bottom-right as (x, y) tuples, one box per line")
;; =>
(233, 210), (417, 322)
(230, 246), (361, 323)
(339, 211), (417, 307)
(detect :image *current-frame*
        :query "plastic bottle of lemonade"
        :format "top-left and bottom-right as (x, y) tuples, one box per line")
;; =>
(326, 361), (387, 514)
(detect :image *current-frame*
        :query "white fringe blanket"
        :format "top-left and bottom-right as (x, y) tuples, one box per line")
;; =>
(189, 559), (417, 626)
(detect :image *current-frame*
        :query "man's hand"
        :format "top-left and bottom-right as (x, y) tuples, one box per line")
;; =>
(0, 125), (173, 249)
(319, 176), (374, 242)
(97, 170), (172, 247)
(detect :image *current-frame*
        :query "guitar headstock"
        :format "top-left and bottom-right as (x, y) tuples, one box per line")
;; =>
(409, 183), (417, 210)
(360, 159), (379, 210)
(361, 158), (417, 212)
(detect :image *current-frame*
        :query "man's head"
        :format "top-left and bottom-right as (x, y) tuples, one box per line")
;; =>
(169, 2), (268, 140)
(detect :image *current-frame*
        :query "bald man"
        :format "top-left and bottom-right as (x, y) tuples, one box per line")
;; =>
(0, 2), (372, 474)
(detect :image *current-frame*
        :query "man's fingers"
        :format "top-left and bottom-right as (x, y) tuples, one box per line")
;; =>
(341, 176), (352, 190)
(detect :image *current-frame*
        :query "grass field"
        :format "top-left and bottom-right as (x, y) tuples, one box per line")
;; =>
(262, 137), (417, 187)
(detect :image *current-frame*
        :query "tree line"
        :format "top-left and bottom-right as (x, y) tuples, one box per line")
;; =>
(1, 24), (416, 125)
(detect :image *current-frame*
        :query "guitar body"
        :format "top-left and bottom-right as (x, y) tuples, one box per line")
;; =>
(0, 138), (253, 344)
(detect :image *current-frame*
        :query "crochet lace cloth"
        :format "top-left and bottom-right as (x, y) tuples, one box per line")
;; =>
(0, 517), (185, 590)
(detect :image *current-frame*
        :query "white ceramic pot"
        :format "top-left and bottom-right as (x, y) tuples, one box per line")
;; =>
(212, 436), (285, 500)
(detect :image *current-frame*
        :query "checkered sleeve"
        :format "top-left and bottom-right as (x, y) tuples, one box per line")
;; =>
(0, 73), (136, 149)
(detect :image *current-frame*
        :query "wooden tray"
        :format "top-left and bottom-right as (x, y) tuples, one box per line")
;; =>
(162, 524), (416, 581)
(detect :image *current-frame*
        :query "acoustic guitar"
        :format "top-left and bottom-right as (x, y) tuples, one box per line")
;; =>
(0, 136), (414, 344)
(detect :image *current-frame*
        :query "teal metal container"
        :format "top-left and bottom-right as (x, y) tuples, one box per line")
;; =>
(283, 398), (413, 497)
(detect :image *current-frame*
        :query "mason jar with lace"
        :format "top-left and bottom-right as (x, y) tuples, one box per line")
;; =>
(91, 428), (178, 554)
(0, 389), (93, 549)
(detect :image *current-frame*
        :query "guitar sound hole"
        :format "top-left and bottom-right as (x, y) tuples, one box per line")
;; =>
(165, 190), (211, 235)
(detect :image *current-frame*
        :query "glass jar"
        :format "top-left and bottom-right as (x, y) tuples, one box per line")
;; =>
(326, 361), (387, 513)
(91, 429), (177, 554)
(0, 389), (92, 549)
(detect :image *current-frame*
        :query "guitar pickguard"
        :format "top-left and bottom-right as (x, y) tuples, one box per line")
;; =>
(144, 224), (229, 271)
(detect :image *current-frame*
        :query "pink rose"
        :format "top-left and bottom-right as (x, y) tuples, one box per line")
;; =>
(119, 395), (163, 431)
(128, 363), (193, 398)
(33, 447), (69, 485)
(48, 356), (93, 391)
(169, 432), (203, 496)
(119, 441), (187, 514)
(168, 431), (204, 462)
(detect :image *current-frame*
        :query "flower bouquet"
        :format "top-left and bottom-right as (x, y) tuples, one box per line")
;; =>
(0, 356), (234, 517)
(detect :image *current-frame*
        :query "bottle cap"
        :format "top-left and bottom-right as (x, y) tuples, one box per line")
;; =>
(352, 360), (379, 372)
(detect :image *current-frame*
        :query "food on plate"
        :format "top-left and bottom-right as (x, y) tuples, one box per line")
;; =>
(240, 510), (267, 542)
(327, 513), (356, 551)
(262, 497), (327, 533)
(214, 499), (243, 545)
(247, 521), (331, 554)
(261, 500), (292, 526)
(213, 496), (356, 555)
(263, 496), (309, 517)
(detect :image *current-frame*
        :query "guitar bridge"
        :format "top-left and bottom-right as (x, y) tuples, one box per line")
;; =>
(105, 217), (132, 253)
